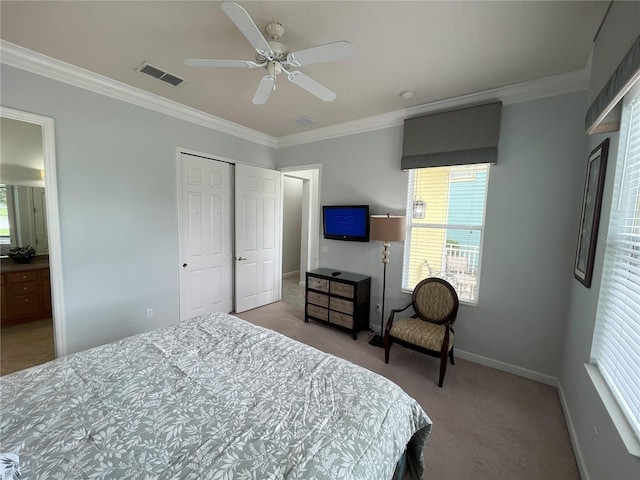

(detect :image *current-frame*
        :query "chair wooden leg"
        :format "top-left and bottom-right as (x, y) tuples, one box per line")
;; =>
(438, 349), (448, 388)
(384, 336), (390, 364)
(449, 345), (455, 365)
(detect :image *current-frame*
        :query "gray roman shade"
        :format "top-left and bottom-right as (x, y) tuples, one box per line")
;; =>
(585, 1), (640, 134)
(401, 102), (502, 170)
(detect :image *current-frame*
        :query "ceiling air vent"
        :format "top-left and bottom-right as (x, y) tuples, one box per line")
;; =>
(136, 61), (186, 87)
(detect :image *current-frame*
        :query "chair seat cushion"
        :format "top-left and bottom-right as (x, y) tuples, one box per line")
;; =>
(390, 318), (454, 352)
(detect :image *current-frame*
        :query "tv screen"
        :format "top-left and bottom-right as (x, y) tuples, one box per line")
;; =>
(322, 205), (370, 242)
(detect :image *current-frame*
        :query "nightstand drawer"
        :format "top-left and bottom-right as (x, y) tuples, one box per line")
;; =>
(330, 310), (353, 329)
(330, 281), (354, 299)
(307, 291), (329, 308)
(307, 304), (328, 321)
(330, 297), (354, 315)
(308, 276), (329, 293)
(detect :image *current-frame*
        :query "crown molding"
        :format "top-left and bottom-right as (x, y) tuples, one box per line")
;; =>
(2, 40), (588, 150)
(0, 41), (278, 149)
(277, 68), (589, 148)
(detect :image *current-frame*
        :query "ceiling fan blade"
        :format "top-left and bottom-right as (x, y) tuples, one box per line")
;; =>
(185, 59), (258, 68)
(253, 75), (276, 105)
(287, 71), (336, 102)
(221, 2), (273, 56)
(286, 41), (354, 67)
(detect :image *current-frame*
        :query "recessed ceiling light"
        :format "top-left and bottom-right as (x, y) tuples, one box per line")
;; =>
(294, 116), (315, 126)
(400, 90), (415, 100)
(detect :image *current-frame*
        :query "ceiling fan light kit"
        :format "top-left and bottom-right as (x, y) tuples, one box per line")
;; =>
(185, 2), (354, 105)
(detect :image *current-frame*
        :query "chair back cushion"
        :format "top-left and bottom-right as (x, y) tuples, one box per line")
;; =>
(413, 278), (459, 324)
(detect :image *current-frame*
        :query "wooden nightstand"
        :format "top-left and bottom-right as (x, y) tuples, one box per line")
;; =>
(305, 268), (371, 340)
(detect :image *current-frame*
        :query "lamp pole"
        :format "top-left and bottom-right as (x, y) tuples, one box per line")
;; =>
(369, 213), (405, 348)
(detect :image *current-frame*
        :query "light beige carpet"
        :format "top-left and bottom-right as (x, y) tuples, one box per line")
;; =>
(236, 299), (579, 480)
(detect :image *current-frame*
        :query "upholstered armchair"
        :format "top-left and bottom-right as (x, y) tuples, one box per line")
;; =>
(384, 277), (459, 387)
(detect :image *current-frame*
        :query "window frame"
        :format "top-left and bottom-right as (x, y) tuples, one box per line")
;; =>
(587, 79), (640, 458)
(401, 164), (490, 306)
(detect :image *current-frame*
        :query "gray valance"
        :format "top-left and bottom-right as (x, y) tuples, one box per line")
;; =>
(401, 102), (502, 170)
(586, 34), (640, 133)
(585, 1), (640, 134)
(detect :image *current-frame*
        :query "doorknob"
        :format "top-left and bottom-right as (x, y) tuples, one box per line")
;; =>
(182, 263), (188, 268)
(237, 256), (247, 261)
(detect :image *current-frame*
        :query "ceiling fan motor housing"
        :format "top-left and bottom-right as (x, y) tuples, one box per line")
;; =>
(254, 22), (289, 63)
(256, 40), (289, 63)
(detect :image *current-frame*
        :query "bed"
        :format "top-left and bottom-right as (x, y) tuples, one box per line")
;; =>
(0, 312), (432, 479)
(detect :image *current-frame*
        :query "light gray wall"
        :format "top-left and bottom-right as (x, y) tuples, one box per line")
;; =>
(472, 93), (587, 375)
(276, 91), (588, 378)
(1, 65), (275, 354)
(561, 130), (640, 479)
(276, 128), (409, 332)
(282, 176), (303, 275)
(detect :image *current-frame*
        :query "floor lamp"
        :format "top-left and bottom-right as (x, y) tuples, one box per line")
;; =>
(368, 213), (406, 347)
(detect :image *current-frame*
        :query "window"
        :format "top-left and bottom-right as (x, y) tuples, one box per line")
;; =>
(590, 82), (640, 447)
(402, 164), (490, 304)
(0, 185), (11, 257)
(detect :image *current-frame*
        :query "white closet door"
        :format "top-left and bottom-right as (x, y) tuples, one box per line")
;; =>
(178, 153), (232, 320)
(234, 163), (282, 313)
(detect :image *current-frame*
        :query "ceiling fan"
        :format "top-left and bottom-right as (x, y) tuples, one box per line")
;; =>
(185, 2), (355, 105)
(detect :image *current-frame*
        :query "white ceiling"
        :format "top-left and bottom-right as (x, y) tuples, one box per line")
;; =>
(0, 1), (609, 138)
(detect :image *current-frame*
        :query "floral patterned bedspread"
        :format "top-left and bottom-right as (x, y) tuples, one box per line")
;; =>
(0, 313), (432, 479)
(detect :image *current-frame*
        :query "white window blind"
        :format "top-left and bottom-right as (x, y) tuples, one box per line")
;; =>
(402, 164), (490, 304)
(591, 83), (640, 440)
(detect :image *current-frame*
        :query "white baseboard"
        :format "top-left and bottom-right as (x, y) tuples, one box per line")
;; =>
(556, 381), (590, 480)
(282, 270), (300, 279)
(455, 349), (557, 386)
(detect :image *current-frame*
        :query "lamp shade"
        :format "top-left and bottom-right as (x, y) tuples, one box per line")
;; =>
(370, 215), (406, 242)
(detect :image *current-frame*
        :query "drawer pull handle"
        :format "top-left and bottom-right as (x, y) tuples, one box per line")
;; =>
(21, 275), (27, 279)
(24, 298), (29, 302)
(23, 287), (28, 290)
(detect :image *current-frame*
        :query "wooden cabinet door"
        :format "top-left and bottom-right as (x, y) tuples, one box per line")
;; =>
(0, 274), (8, 322)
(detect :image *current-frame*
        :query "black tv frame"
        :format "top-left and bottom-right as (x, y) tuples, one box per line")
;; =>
(322, 205), (370, 242)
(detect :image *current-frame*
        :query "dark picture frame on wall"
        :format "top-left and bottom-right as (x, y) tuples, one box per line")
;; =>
(574, 138), (610, 288)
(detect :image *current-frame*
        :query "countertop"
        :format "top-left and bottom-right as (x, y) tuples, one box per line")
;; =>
(1, 257), (50, 273)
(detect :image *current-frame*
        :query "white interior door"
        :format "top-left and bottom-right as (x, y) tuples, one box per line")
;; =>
(235, 163), (282, 313)
(179, 153), (232, 320)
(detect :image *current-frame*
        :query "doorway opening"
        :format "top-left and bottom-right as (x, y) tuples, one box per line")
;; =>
(0, 108), (65, 375)
(280, 165), (321, 318)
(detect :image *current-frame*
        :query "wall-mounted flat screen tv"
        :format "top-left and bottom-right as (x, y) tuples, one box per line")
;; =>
(322, 205), (370, 242)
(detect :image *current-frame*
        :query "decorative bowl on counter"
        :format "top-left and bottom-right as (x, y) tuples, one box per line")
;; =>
(7, 245), (36, 264)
